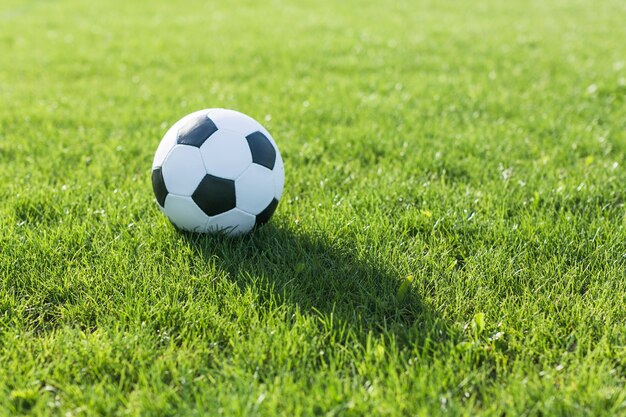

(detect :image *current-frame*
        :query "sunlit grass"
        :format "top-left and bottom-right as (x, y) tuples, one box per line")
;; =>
(1, 0), (625, 415)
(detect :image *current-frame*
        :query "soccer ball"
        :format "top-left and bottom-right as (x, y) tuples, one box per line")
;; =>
(151, 109), (284, 236)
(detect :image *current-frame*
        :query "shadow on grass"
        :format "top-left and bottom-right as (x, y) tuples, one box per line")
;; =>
(181, 223), (448, 348)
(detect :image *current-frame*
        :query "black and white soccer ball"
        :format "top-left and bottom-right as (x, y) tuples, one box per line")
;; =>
(151, 109), (284, 236)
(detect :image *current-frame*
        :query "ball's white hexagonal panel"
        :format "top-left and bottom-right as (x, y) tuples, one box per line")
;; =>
(273, 152), (285, 200)
(153, 110), (210, 168)
(199, 130), (252, 180)
(207, 208), (255, 236)
(153, 124), (177, 169)
(163, 194), (210, 232)
(161, 145), (206, 196)
(208, 108), (262, 137)
(235, 164), (275, 215)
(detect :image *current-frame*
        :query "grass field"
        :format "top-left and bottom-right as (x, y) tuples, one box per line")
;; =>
(1, 0), (626, 415)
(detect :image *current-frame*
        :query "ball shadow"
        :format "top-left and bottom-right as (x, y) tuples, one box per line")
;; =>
(180, 224), (447, 348)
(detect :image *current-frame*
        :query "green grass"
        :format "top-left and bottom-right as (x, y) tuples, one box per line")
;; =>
(1, 0), (625, 415)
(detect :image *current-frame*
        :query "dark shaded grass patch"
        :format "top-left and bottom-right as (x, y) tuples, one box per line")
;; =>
(180, 224), (452, 351)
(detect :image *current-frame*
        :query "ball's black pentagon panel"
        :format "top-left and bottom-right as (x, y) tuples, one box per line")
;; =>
(255, 198), (279, 226)
(245, 131), (276, 170)
(192, 174), (236, 216)
(177, 114), (218, 148)
(151, 167), (168, 207)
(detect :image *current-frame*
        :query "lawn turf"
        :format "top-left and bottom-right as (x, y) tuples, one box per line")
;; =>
(1, 0), (625, 415)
